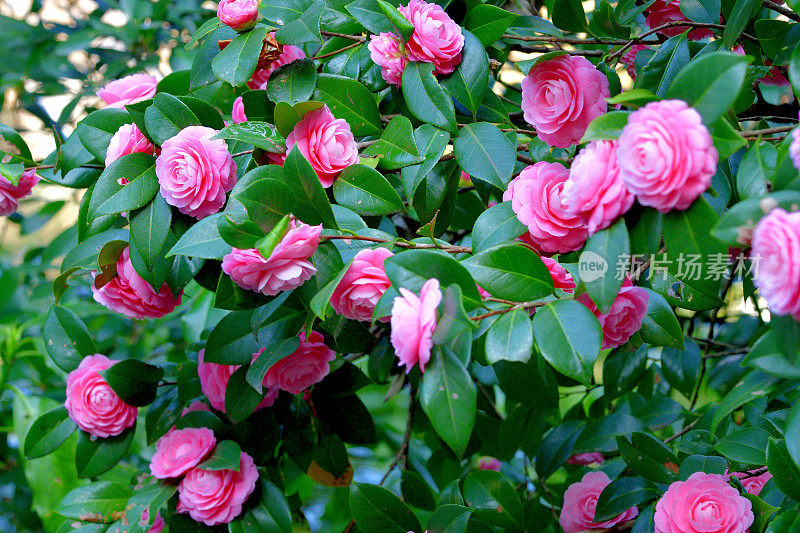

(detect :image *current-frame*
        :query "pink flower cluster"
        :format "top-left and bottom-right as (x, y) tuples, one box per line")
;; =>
(197, 348), (279, 414)
(149, 427), (258, 526)
(331, 247), (394, 322)
(0, 170), (39, 216)
(106, 123), (155, 166)
(248, 33), (307, 89)
(97, 73), (157, 108)
(391, 278), (442, 374)
(751, 208), (800, 320)
(560, 472), (638, 532)
(368, 0), (464, 86)
(576, 277), (649, 350)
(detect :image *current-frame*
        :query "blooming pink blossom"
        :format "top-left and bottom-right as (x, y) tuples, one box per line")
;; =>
(140, 510), (165, 533)
(751, 208), (800, 320)
(563, 140), (634, 235)
(654, 472), (753, 533)
(150, 427), (216, 479)
(620, 45), (649, 80)
(398, 0), (464, 75)
(560, 471), (639, 532)
(97, 73), (157, 108)
(64, 355), (138, 438)
(576, 277), (649, 350)
(645, 0), (715, 39)
(617, 99), (717, 213)
(263, 331), (335, 394)
(197, 349), (280, 413)
(231, 96), (247, 124)
(106, 123), (155, 166)
(541, 256), (576, 293)
(0, 170), (39, 216)
(177, 452), (259, 526)
(521, 55), (609, 148)
(568, 452), (605, 465)
(331, 247), (394, 322)
(730, 471), (772, 495)
(222, 220), (321, 296)
(248, 34), (306, 89)
(367, 32), (409, 86)
(92, 247), (181, 319)
(217, 0), (258, 32)
(391, 278), (442, 374)
(503, 162), (588, 254)
(479, 457), (501, 471)
(156, 126), (237, 219)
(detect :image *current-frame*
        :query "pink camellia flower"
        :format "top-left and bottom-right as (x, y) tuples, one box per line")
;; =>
(263, 331), (335, 394)
(654, 472), (753, 533)
(0, 169), (39, 216)
(231, 96), (247, 124)
(222, 220), (322, 296)
(751, 208), (800, 320)
(645, 0), (715, 39)
(217, 0), (258, 32)
(731, 471), (772, 495)
(105, 123), (155, 166)
(331, 247), (394, 322)
(568, 452), (605, 465)
(156, 126), (237, 219)
(248, 33), (306, 89)
(541, 256), (576, 293)
(64, 354), (138, 438)
(367, 32), (409, 86)
(617, 99), (717, 213)
(197, 349), (280, 413)
(92, 246), (182, 319)
(620, 45), (649, 80)
(150, 427), (216, 479)
(503, 162), (588, 254)
(97, 73), (157, 108)
(521, 55), (609, 148)
(140, 510), (165, 533)
(563, 140), (634, 235)
(576, 277), (649, 350)
(398, 0), (464, 75)
(391, 278), (442, 374)
(282, 105), (359, 187)
(760, 61), (789, 86)
(177, 452), (259, 526)
(560, 471), (639, 532)
(479, 457), (502, 471)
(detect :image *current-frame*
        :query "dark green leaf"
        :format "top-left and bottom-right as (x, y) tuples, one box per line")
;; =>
(76, 109), (132, 163)
(402, 62), (457, 135)
(198, 440), (242, 471)
(462, 470), (524, 529)
(144, 93), (201, 144)
(43, 305), (97, 373)
(714, 427), (770, 465)
(24, 407), (77, 459)
(462, 243), (554, 301)
(213, 26), (270, 86)
(57, 482), (133, 522)
(349, 482), (422, 533)
(213, 121), (285, 152)
(485, 309), (533, 364)
(130, 194), (172, 270)
(595, 477), (658, 523)
(333, 164), (405, 216)
(314, 74), (382, 136)
(454, 122), (515, 189)
(441, 31), (489, 116)
(266, 58), (318, 104)
(362, 116), (423, 170)
(75, 427), (136, 478)
(580, 219), (630, 313)
(274, 2), (324, 44)
(99, 359), (164, 407)
(282, 148), (338, 227)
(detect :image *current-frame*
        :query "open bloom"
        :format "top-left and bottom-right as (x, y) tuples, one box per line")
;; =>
(197, 349), (280, 413)
(150, 427), (216, 479)
(0, 169), (39, 216)
(398, 0), (464, 75)
(65, 355), (138, 438)
(521, 55), (609, 148)
(645, 0), (715, 39)
(576, 277), (649, 350)
(368, 32), (409, 86)
(730, 471), (772, 496)
(217, 0), (258, 32)
(92, 246), (181, 319)
(231, 96), (247, 124)
(331, 247), (394, 322)
(263, 331), (335, 394)
(97, 73), (157, 108)
(751, 208), (800, 320)
(654, 472), (753, 533)
(568, 452), (605, 465)
(617, 99), (717, 213)
(248, 33), (307, 89)
(391, 278), (442, 374)
(560, 471), (639, 532)
(106, 123), (155, 166)
(222, 220), (321, 296)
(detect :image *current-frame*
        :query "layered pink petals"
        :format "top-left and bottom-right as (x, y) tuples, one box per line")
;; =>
(222, 220), (321, 296)
(197, 348), (280, 413)
(563, 140), (634, 235)
(231, 96), (247, 124)
(576, 277), (649, 350)
(479, 457), (501, 471)
(567, 452), (605, 465)
(92, 247), (182, 319)
(64, 354), (138, 438)
(331, 247), (394, 322)
(150, 427), (217, 479)
(521, 55), (609, 148)
(263, 331), (335, 394)
(617, 100), (717, 213)
(503, 162), (588, 254)
(620, 45), (649, 80)
(0, 169), (39, 216)
(177, 451), (259, 526)
(654, 472), (753, 533)
(248, 34), (307, 89)
(645, 0), (715, 39)
(541, 256), (576, 293)
(398, 0), (464, 75)
(751, 208), (800, 320)
(97, 73), (157, 108)
(560, 471), (639, 532)
(731, 471), (772, 495)
(217, 0), (258, 32)
(106, 123), (155, 166)
(368, 32), (409, 86)
(391, 278), (442, 374)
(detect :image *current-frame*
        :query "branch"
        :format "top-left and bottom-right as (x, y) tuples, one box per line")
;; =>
(320, 234), (472, 254)
(502, 33), (659, 45)
(762, 0), (800, 21)
(379, 387), (416, 485)
(320, 30), (365, 42)
(741, 125), (794, 137)
(312, 40), (362, 60)
(608, 22), (756, 61)
(665, 419), (698, 443)
(470, 300), (548, 321)
(511, 45), (604, 57)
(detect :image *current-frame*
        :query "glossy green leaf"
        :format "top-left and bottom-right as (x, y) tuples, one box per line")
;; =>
(99, 359), (164, 407)
(402, 62), (457, 135)
(462, 470), (524, 529)
(485, 308), (533, 365)
(580, 219), (630, 313)
(213, 121), (285, 152)
(57, 482), (133, 522)
(43, 305), (97, 373)
(333, 164), (405, 216)
(314, 74), (382, 136)
(462, 243), (554, 301)
(454, 122), (515, 189)
(471, 202), (526, 253)
(75, 427), (136, 478)
(266, 58), (318, 104)
(595, 477), (658, 523)
(349, 482), (422, 533)
(24, 407), (77, 459)
(213, 26), (269, 86)
(441, 30), (489, 116)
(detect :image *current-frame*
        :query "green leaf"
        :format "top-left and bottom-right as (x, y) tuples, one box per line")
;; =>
(256, 214), (291, 259)
(638, 34), (691, 97)
(639, 289), (684, 349)
(532, 299), (602, 385)
(400, 470), (436, 510)
(213, 121), (285, 152)
(453, 122), (515, 189)
(333, 164), (405, 216)
(234, 174), (296, 232)
(206, 310), (304, 364)
(282, 148), (338, 227)
(711, 371), (778, 432)
(420, 348), (477, 457)
(680, 0), (720, 23)
(89, 153), (157, 219)
(99, 359), (164, 407)
(345, 0), (394, 33)
(43, 305), (97, 373)
(402, 62), (457, 135)
(485, 308), (533, 364)
(767, 438), (800, 501)
(534, 420), (585, 478)
(144, 93), (201, 144)
(426, 504), (472, 532)
(736, 141), (777, 199)
(266, 58), (318, 104)
(75, 109), (132, 163)
(606, 88), (660, 107)
(552, 0), (589, 32)
(275, 2), (324, 44)
(462, 243), (553, 301)
(710, 116), (746, 159)
(185, 16), (223, 51)
(57, 482), (133, 522)
(580, 219), (630, 313)
(130, 194), (172, 270)
(400, 125), (450, 198)
(218, 215), (263, 249)
(362, 116), (423, 170)
(786, 402), (800, 471)
(377, 0), (414, 41)
(213, 26), (269, 86)
(711, 191), (800, 246)
(462, 470), (524, 529)
(790, 43), (800, 100)
(466, 4), (518, 45)
(198, 440), (242, 471)
(314, 74), (383, 136)
(714, 427), (770, 465)
(661, 338), (701, 398)
(168, 211), (232, 259)
(24, 407), (77, 459)
(349, 482), (422, 533)
(75, 427), (136, 478)
(246, 337), (300, 392)
(225, 366), (264, 423)
(471, 202), (526, 253)
(580, 111), (630, 142)
(574, 412), (645, 453)
(441, 30), (489, 116)
(722, 0), (759, 47)
(595, 477), (658, 523)
(603, 344), (649, 400)
(432, 284), (479, 347)
(618, 432), (679, 484)
(232, 479), (293, 533)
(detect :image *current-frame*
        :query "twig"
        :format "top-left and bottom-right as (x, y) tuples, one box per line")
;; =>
(379, 387), (416, 485)
(470, 300), (548, 321)
(312, 40), (363, 60)
(320, 234), (472, 254)
(501, 128), (538, 136)
(231, 149), (254, 158)
(741, 125), (794, 137)
(512, 45), (604, 57)
(762, 0), (800, 21)
(25, 163), (104, 171)
(608, 22), (756, 61)
(665, 419), (698, 443)
(517, 153), (535, 165)
(502, 33), (659, 45)
(320, 30), (366, 43)
(355, 139), (380, 149)
(704, 347), (749, 359)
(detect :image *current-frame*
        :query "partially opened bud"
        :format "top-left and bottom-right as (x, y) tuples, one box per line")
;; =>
(217, 0), (259, 32)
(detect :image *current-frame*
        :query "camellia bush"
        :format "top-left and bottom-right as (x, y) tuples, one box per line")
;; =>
(5, 0), (800, 530)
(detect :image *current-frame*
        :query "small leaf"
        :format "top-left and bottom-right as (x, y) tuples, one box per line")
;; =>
(24, 407), (77, 459)
(485, 308), (533, 364)
(197, 440), (242, 471)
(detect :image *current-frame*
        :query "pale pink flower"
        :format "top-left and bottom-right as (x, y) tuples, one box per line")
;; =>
(248, 33), (307, 89)
(97, 73), (157, 108)
(541, 256), (576, 293)
(576, 277), (649, 350)
(231, 96), (247, 124)
(560, 471), (639, 532)
(654, 472), (753, 533)
(645, 0), (715, 39)
(221, 220), (321, 296)
(367, 32), (409, 86)
(331, 247), (394, 322)
(479, 457), (501, 471)
(105, 123), (155, 166)
(197, 348), (280, 413)
(731, 471), (772, 496)
(563, 140), (634, 235)
(217, 0), (258, 32)
(150, 427), (216, 479)
(521, 55), (609, 148)
(156, 126), (237, 219)
(391, 278), (442, 374)
(0, 169), (39, 216)
(177, 452), (259, 526)
(398, 0), (464, 75)
(503, 162), (588, 254)
(263, 331), (335, 394)
(140, 510), (165, 533)
(620, 45), (649, 80)
(92, 247), (181, 319)
(617, 99), (717, 213)
(64, 355), (138, 438)
(568, 452), (605, 465)
(751, 208), (800, 320)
